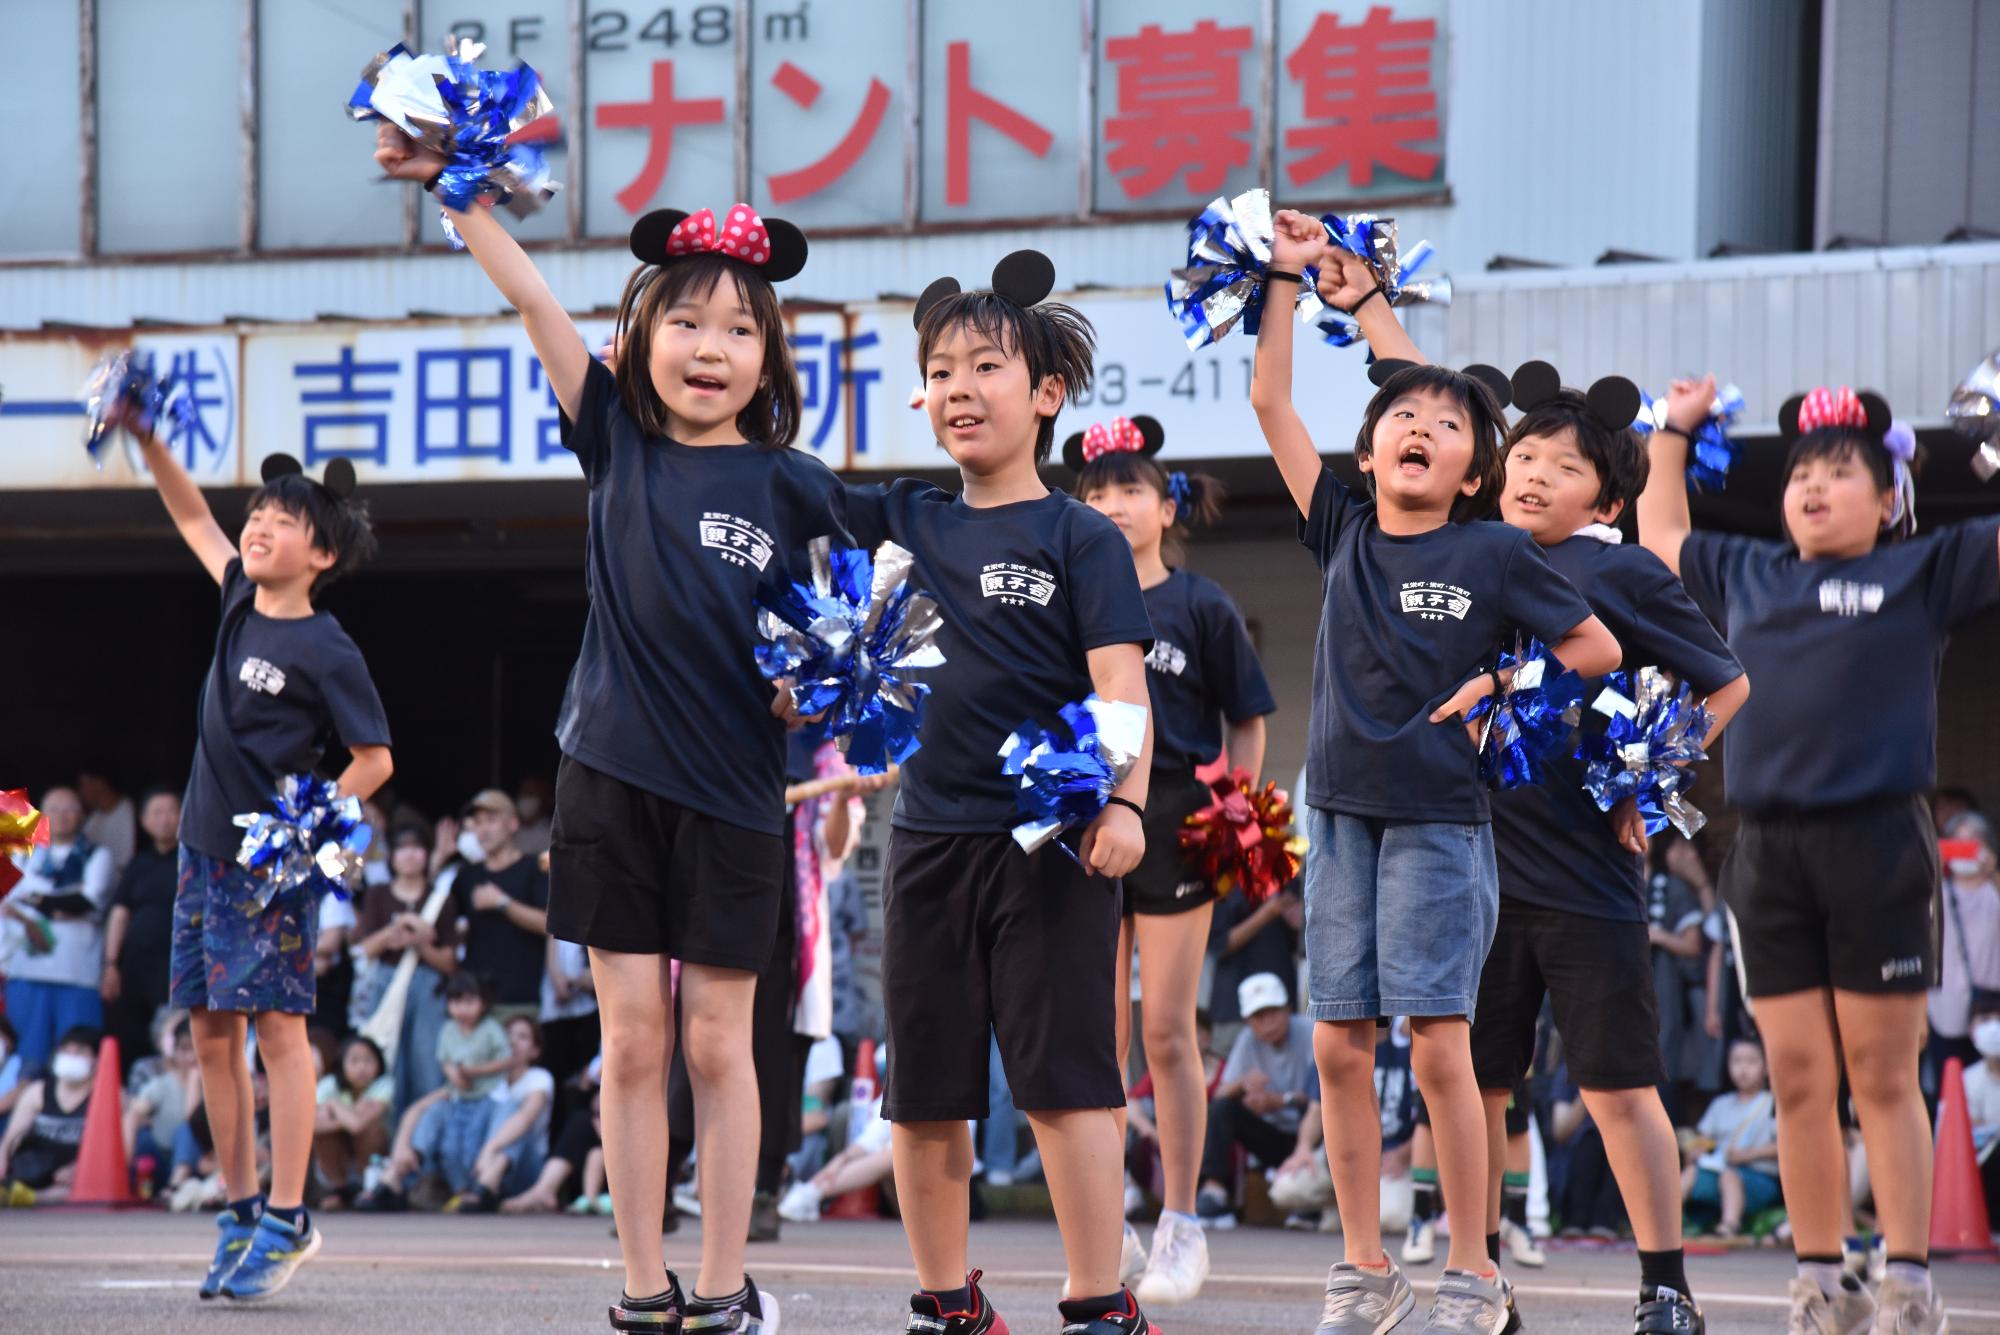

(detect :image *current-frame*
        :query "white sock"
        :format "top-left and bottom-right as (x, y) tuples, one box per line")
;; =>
(1884, 1261), (1932, 1295)
(1799, 1260), (1846, 1298)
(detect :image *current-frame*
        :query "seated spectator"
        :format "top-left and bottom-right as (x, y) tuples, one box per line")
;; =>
(123, 1013), (198, 1195)
(0, 1017), (23, 1119)
(2, 788), (115, 1075)
(0, 1026), (102, 1206)
(1681, 1038), (1780, 1237)
(1960, 994), (2000, 1221)
(1931, 819), (2000, 1098)
(1269, 1015), (1417, 1233)
(312, 1036), (393, 1207)
(1207, 882), (1302, 1051)
(453, 1015), (556, 1212)
(452, 791), (550, 1022)
(355, 972), (511, 1210)
(1195, 973), (1319, 1228)
(99, 789), (181, 1076)
(777, 1082), (895, 1223)
(1547, 1068), (1624, 1238)
(1126, 1010), (1220, 1205)
(167, 1067), (270, 1213)
(791, 1034), (847, 1186)
(315, 884), (358, 1042)
(502, 1088), (605, 1215)
(538, 934), (599, 1097)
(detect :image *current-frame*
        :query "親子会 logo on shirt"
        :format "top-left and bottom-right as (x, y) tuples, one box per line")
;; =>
(1399, 581), (1473, 622)
(238, 657), (287, 696)
(699, 513), (775, 571)
(1146, 640), (1189, 676)
(980, 562), (1057, 608)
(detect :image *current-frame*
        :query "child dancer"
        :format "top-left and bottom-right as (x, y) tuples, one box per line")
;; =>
(376, 126), (843, 1332)
(1252, 209), (1620, 1335)
(1069, 417), (1276, 1303)
(1639, 380), (2000, 1335)
(841, 252), (1160, 1335)
(127, 412), (392, 1301)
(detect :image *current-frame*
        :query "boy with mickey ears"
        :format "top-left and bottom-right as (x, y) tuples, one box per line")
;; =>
(123, 422), (393, 1303)
(1254, 213), (1621, 1335)
(838, 251), (1161, 1335)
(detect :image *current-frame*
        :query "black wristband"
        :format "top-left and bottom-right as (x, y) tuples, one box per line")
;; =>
(1340, 283), (1387, 316)
(1488, 669), (1504, 701)
(1264, 269), (1304, 286)
(1656, 424), (1692, 439)
(1105, 796), (1145, 820)
(422, 170), (444, 194)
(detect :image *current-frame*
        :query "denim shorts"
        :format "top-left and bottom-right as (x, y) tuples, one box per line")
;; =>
(1301, 807), (1499, 1022)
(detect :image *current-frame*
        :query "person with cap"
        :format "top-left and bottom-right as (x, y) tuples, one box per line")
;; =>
(1195, 972), (1320, 1231)
(452, 790), (550, 1024)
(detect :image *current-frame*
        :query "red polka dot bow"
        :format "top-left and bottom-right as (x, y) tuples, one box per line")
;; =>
(664, 204), (775, 265)
(1081, 416), (1146, 463)
(1797, 385), (1867, 432)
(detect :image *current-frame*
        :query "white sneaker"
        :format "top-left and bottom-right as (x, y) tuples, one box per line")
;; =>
(1120, 1221), (1147, 1285)
(1500, 1218), (1546, 1268)
(1135, 1212), (1210, 1306)
(776, 1181), (821, 1223)
(1873, 1270), (1947, 1334)
(1401, 1219), (1438, 1265)
(1788, 1275), (1877, 1335)
(672, 1183), (702, 1218)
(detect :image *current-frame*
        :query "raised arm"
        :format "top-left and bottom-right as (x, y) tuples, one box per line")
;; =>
(1318, 249), (1424, 366)
(131, 424), (234, 585)
(373, 125), (591, 420)
(1634, 375), (1715, 577)
(1249, 210), (1333, 516)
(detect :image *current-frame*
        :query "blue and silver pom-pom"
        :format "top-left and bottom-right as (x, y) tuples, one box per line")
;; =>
(347, 36), (562, 249)
(1313, 213), (1451, 348)
(232, 774), (372, 915)
(1633, 384), (1745, 493)
(1578, 668), (1715, 838)
(1465, 639), (1585, 790)
(998, 695), (1150, 856)
(1165, 187), (1325, 350)
(755, 536), (946, 775)
(81, 351), (196, 464)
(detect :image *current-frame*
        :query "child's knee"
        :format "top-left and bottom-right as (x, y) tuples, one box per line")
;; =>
(680, 1013), (749, 1082)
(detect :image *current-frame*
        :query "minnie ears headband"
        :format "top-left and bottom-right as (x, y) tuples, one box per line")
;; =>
(1367, 358), (1646, 430)
(261, 453), (358, 500)
(629, 204), (809, 283)
(911, 250), (1058, 329)
(1060, 414), (1165, 473)
(1778, 385), (1894, 441)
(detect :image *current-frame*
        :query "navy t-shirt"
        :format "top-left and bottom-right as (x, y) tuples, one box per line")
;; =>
(1142, 570), (1276, 772)
(558, 356), (848, 836)
(1491, 536), (1743, 921)
(180, 560), (391, 861)
(842, 481), (1154, 833)
(1681, 519), (2000, 812)
(1298, 469), (1594, 824)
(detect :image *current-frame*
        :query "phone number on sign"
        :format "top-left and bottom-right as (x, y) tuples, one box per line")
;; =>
(1071, 356), (1256, 410)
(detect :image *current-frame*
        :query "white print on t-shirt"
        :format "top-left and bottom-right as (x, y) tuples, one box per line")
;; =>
(1146, 640), (1189, 676)
(1398, 581), (1473, 622)
(1818, 578), (1885, 617)
(238, 657), (287, 696)
(699, 513), (775, 571)
(979, 562), (1057, 608)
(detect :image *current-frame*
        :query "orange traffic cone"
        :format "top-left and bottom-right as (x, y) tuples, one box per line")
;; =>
(823, 1039), (881, 1220)
(67, 1036), (135, 1206)
(1930, 1056), (1996, 1254)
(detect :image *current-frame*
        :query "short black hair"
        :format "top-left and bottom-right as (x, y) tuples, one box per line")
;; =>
(916, 291), (1095, 463)
(444, 971), (490, 1005)
(1352, 363), (1509, 523)
(244, 472), (378, 598)
(1506, 390), (1650, 511)
(56, 1025), (102, 1054)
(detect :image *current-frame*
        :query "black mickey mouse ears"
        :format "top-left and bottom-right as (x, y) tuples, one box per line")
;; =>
(1367, 357), (1514, 411)
(1059, 413), (1165, 473)
(912, 250), (1059, 329)
(261, 453), (358, 500)
(1777, 388), (1893, 442)
(628, 206), (810, 284)
(1509, 360), (1642, 433)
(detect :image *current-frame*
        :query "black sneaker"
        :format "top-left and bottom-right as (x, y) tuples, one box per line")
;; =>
(906, 1269), (1007, 1334)
(608, 1270), (686, 1332)
(1634, 1286), (1704, 1334)
(1058, 1288), (1156, 1334)
(683, 1275), (778, 1333)
(353, 1183), (407, 1213)
(748, 1190), (780, 1243)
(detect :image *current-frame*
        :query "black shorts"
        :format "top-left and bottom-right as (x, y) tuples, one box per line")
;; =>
(546, 754), (786, 971)
(1123, 768), (1218, 916)
(880, 829), (1124, 1121)
(1720, 795), (1940, 999)
(1471, 899), (1665, 1092)
(1412, 1082), (1531, 1137)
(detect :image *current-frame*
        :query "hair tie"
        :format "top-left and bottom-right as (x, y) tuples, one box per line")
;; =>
(1884, 420), (1918, 537)
(1166, 471), (1192, 510)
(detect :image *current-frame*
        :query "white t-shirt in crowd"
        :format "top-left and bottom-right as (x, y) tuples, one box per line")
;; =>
(489, 1066), (556, 1150)
(3, 842), (116, 988)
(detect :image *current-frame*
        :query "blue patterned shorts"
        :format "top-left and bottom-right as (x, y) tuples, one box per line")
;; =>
(169, 846), (319, 1015)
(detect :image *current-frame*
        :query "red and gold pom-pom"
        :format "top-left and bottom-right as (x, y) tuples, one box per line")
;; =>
(0, 789), (49, 898)
(1179, 770), (1303, 904)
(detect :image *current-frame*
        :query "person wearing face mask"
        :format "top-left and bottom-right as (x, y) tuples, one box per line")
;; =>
(1928, 818), (2000, 1100)
(0, 1017), (23, 1120)
(2, 787), (116, 1077)
(1960, 997), (2000, 1222)
(0, 1026), (101, 1206)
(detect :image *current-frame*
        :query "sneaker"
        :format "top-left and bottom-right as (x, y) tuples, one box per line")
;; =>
(1499, 1218), (1546, 1268)
(1057, 1287), (1155, 1334)
(1135, 1211), (1209, 1306)
(1402, 1218), (1439, 1265)
(777, 1181), (822, 1223)
(1119, 1221), (1147, 1285)
(608, 1269), (685, 1331)
(1422, 1268), (1518, 1334)
(1634, 1286), (1705, 1333)
(0, 1181), (36, 1209)
(672, 1183), (702, 1218)
(905, 1269), (1007, 1335)
(220, 1211), (322, 1301)
(748, 1190), (780, 1243)
(1194, 1184), (1236, 1231)
(198, 1209), (259, 1299)
(353, 1182), (407, 1213)
(1314, 1260), (1416, 1334)
(683, 1276), (777, 1333)
(567, 1195), (595, 1216)
(1787, 1275), (1877, 1335)
(1872, 1271), (1947, 1334)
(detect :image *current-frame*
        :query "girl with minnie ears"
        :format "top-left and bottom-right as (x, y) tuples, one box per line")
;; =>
(1640, 384), (2000, 1334)
(377, 126), (832, 1335)
(1067, 416), (1275, 1306)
